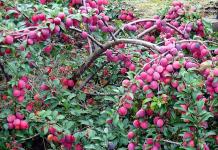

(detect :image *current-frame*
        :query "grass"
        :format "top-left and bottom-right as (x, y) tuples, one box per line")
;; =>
(124, 0), (211, 18)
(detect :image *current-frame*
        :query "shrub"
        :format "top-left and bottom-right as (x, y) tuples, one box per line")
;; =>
(0, 0), (217, 149)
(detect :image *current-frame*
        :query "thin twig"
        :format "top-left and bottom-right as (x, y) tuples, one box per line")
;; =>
(135, 50), (169, 77)
(8, 27), (48, 39)
(7, 26), (38, 35)
(176, 39), (204, 45)
(86, 92), (121, 96)
(43, 138), (47, 150)
(166, 23), (184, 36)
(102, 20), (117, 41)
(114, 19), (156, 36)
(204, 40), (218, 46)
(17, 9), (32, 23)
(136, 25), (157, 39)
(114, 19), (157, 36)
(114, 18), (184, 37)
(161, 139), (181, 146)
(83, 0), (94, 55)
(182, 22), (192, 34)
(79, 62), (109, 89)
(17, 134), (40, 142)
(70, 27), (104, 48)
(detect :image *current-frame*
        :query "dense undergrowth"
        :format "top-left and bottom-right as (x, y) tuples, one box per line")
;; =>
(0, 0), (217, 149)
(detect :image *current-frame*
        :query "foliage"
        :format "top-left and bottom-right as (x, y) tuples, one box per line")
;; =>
(0, 0), (217, 150)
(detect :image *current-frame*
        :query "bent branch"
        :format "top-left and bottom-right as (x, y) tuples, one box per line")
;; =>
(114, 18), (184, 37)
(74, 39), (159, 78)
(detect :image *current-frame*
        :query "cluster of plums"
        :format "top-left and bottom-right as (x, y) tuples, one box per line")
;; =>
(1, 0), (217, 149)
(13, 77), (31, 103)
(7, 113), (29, 130)
(116, 36), (217, 149)
(47, 126), (83, 150)
(165, 1), (185, 19)
(118, 10), (135, 22)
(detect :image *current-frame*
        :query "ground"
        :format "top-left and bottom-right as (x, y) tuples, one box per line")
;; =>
(125, 0), (217, 18)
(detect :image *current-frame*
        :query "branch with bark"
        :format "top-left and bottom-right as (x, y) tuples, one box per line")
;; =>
(73, 38), (160, 78)
(114, 18), (184, 37)
(70, 26), (104, 48)
(161, 139), (181, 146)
(137, 25), (157, 39)
(83, 0), (95, 55)
(177, 39), (218, 46)
(102, 20), (117, 41)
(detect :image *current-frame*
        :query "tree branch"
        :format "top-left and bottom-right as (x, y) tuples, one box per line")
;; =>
(114, 19), (157, 36)
(177, 39), (218, 46)
(83, 0), (95, 55)
(73, 39), (159, 78)
(161, 139), (181, 146)
(136, 25), (157, 39)
(102, 20), (117, 41)
(17, 9), (32, 23)
(70, 26), (104, 48)
(17, 134), (40, 142)
(176, 39), (204, 44)
(166, 23), (184, 36)
(86, 92), (121, 96)
(114, 18), (184, 37)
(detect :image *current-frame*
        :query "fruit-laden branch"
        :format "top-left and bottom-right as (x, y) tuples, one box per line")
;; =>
(83, 0), (95, 55)
(74, 38), (159, 78)
(117, 49), (170, 107)
(114, 18), (184, 37)
(102, 20), (117, 41)
(177, 39), (218, 46)
(114, 19), (157, 36)
(70, 27), (104, 48)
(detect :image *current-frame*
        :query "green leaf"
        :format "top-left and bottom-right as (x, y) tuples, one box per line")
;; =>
(67, 93), (76, 100)
(104, 96), (116, 102)
(84, 144), (96, 149)
(43, 126), (49, 135)
(196, 100), (204, 112)
(78, 92), (86, 101)
(49, 23), (55, 31)
(181, 115), (195, 123)
(6, 9), (18, 15)
(70, 14), (82, 21)
(205, 131), (216, 137)
(56, 115), (65, 120)
(60, 22), (66, 32)
(199, 112), (213, 122)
